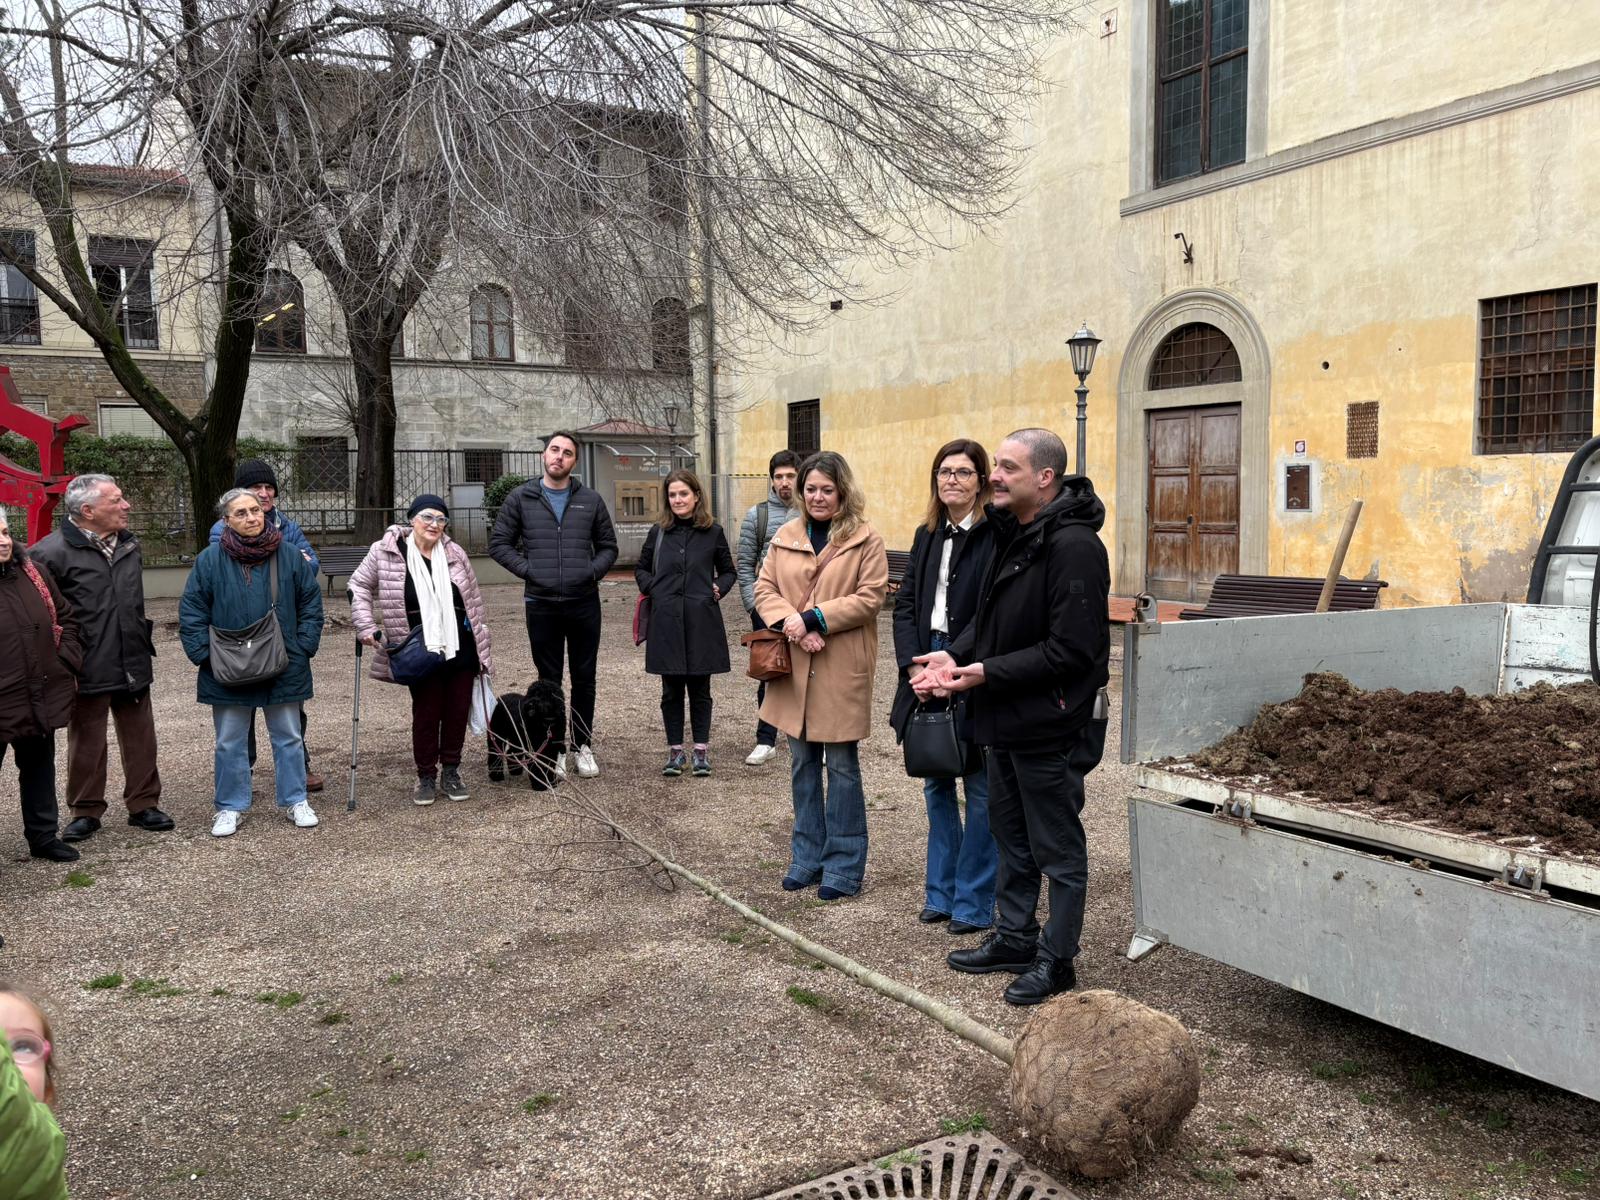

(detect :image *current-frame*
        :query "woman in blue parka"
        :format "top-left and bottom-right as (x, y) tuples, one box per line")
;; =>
(180, 487), (324, 838)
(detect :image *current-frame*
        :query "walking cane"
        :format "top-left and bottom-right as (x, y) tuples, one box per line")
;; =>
(347, 590), (369, 813)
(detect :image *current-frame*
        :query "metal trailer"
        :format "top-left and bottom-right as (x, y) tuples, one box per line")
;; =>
(1120, 602), (1600, 1102)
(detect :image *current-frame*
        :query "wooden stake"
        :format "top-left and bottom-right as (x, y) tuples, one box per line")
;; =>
(1316, 500), (1364, 613)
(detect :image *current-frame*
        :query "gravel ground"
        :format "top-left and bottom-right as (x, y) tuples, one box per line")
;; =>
(1, 580), (1596, 1200)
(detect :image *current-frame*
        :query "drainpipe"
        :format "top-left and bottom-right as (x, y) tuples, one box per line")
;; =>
(694, 12), (722, 516)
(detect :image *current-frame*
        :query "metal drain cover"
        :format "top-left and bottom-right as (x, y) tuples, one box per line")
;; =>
(758, 1131), (1081, 1199)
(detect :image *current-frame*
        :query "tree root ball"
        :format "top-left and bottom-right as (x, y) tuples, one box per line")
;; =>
(1008, 988), (1201, 1179)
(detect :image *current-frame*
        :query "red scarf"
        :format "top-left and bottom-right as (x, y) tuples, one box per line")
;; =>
(220, 524), (284, 582)
(21, 559), (62, 648)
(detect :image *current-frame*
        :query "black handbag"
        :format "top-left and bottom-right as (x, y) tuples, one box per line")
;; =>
(902, 704), (966, 779)
(387, 624), (447, 685)
(208, 556), (289, 687)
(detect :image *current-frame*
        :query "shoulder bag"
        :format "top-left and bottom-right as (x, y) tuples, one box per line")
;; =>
(209, 556), (289, 687)
(387, 624), (447, 685)
(902, 701), (966, 779)
(741, 541), (840, 682)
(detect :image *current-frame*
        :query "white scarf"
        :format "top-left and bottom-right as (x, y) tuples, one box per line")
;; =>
(406, 534), (461, 660)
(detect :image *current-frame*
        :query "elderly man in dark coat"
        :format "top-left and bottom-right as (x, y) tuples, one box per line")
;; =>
(31, 473), (172, 842)
(0, 506), (84, 861)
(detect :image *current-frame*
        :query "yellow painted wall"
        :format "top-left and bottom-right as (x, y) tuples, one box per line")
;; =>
(723, 7), (1600, 606)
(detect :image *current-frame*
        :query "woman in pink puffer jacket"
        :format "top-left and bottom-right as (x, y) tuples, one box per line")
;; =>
(349, 495), (495, 806)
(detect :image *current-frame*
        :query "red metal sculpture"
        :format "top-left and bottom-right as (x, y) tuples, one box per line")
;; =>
(0, 364), (89, 544)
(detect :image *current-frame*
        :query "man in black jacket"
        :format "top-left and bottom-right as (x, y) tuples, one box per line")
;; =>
(488, 431), (618, 778)
(914, 428), (1109, 1005)
(31, 474), (175, 841)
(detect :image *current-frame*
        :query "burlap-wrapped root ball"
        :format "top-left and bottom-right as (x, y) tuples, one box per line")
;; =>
(1008, 988), (1201, 1179)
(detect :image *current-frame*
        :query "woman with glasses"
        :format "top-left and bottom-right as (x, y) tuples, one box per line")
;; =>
(350, 494), (495, 806)
(889, 440), (999, 935)
(180, 488), (324, 837)
(0, 983), (67, 1198)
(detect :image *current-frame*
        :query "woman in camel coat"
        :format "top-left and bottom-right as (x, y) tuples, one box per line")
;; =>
(754, 451), (888, 899)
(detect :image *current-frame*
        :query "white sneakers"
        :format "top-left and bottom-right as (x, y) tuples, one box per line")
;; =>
(551, 753), (568, 780)
(575, 745), (599, 778)
(745, 744), (779, 766)
(212, 803), (317, 835)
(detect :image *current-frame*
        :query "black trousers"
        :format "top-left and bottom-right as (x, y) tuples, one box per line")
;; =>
(660, 674), (713, 746)
(986, 719), (1108, 961)
(2, 733), (60, 849)
(525, 593), (603, 748)
(751, 612), (778, 747)
(247, 706), (312, 772)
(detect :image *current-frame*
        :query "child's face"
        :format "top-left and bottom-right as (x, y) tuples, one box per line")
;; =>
(0, 993), (50, 1103)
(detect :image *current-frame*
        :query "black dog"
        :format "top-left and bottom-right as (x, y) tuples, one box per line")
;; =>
(488, 680), (567, 791)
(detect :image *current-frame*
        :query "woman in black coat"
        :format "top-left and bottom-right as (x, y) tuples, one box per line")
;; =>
(635, 470), (736, 778)
(0, 507), (84, 863)
(889, 439), (998, 934)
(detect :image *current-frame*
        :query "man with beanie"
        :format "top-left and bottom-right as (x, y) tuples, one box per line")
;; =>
(209, 458), (325, 791)
(489, 430), (617, 779)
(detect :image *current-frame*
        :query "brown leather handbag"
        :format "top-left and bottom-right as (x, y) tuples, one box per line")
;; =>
(742, 543), (840, 682)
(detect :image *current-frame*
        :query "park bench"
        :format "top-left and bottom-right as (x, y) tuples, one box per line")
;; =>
(1178, 573), (1388, 620)
(316, 545), (372, 596)
(885, 549), (911, 593)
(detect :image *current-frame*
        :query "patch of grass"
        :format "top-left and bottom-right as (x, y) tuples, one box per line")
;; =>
(1481, 1108), (1511, 1132)
(165, 1167), (208, 1182)
(351, 1145), (370, 1156)
(522, 1093), (559, 1115)
(128, 977), (184, 998)
(256, 991), (304, 1010)
(333, 1128), (351, 1139)
(1356, 1091), (1377, 1105)
(1335, 1182), (1359, 1199)
(384, 972), (405, 986)
(318, 1011), (348, 1026)
(279, 1107), (304, 1122)
(309, 1085), (332, 1099)
(64, 870), (94, 888)
(1410, 1062), (1441, 1090)
(1311, 1058), (1364, 1081)
(874, 1149), (922, 1170)
(938, 1113), (990, 1135)
(1557, 1166), (1593, 1186)
(210, 987), (231, 997)
(720, 930), (745, 945)
(786, 985), (826, 1009)
(1190, 1166), (1236, 1189)
(756, 859), (782, 869)
(86, 972), (124, 991)
(402, 1149), (429, 1164)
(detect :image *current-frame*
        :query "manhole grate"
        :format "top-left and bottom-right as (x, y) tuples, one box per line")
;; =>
(758, 1131), (1080, 1199)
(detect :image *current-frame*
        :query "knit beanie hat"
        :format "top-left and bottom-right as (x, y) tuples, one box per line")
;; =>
(235, 459), (278, 490)
(406, 493), (450, 521)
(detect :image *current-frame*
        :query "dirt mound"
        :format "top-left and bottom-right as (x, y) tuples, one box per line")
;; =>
(1190, 672), (1600, 857)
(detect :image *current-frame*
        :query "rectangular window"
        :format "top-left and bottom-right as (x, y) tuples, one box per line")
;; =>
(1156, 0), (1249, 186)
(295, 436), (350, 491)
(461, 447), (505, 485)
(88, 236), (159, 349)
(1477, 284), (1597, 454)
(616, 481), (660, 520)
(97, 401), (163, 438)
(0, 230), (41, 345)
(787, 399), (820, 458)
(648, 157), (686, 224)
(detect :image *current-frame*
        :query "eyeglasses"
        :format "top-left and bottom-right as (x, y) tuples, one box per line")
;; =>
(936, 468), (978, 481)
(415, 514), (449, 528)
(9, 1035), (49, 1065)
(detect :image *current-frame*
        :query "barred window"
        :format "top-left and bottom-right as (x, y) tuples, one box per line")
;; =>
(462, 447), (505, 485)
(255, 269), (306, 353)
(0, 230), (40, 345)
(1477, 285), (1597, 454)
(788, 399), (820, 458)
(88, 236), (158, 348)
(470, 284), (514, 362)
(1156, 0), (1248, 186)
(1148, 323), (1241, 389)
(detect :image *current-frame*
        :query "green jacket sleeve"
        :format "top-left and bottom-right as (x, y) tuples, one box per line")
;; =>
(0, 1040), (68, 1200)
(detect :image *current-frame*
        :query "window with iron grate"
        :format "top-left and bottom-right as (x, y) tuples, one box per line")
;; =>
(0, 230), (41, 345)
(1156, 0), (1248, 185)
(787, 399), (820, 458)
(1346, 401), (1379, 459)
(461, 447), (505, 485)
(1476, 284), (1596, 455)
(1148, 322), (1241, 389)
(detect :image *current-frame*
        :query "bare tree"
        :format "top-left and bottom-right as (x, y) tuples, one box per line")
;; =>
(1, 0), (1084, 539)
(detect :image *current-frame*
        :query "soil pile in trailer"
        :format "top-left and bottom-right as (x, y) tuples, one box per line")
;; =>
(1190, 672), (1600, 857)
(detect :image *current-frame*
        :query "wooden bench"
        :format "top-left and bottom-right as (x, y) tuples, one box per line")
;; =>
(316, 545), (372, 596)
(885, 549), (911, 593)
(1178, 573), (1388, 620)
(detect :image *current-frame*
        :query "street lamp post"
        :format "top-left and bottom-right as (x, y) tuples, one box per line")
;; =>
(663, 402), (680, 434)
(1066, 322), (1102, 477)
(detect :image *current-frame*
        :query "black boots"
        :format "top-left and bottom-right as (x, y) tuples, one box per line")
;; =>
(946, 932), (1035, 975)
(1003, 955), (1077, 1006)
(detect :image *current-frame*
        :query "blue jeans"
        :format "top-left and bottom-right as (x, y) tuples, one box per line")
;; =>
(923, 767), (996, 926)
(213, 703), (306, 813)
(785, 738), (866, 894)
